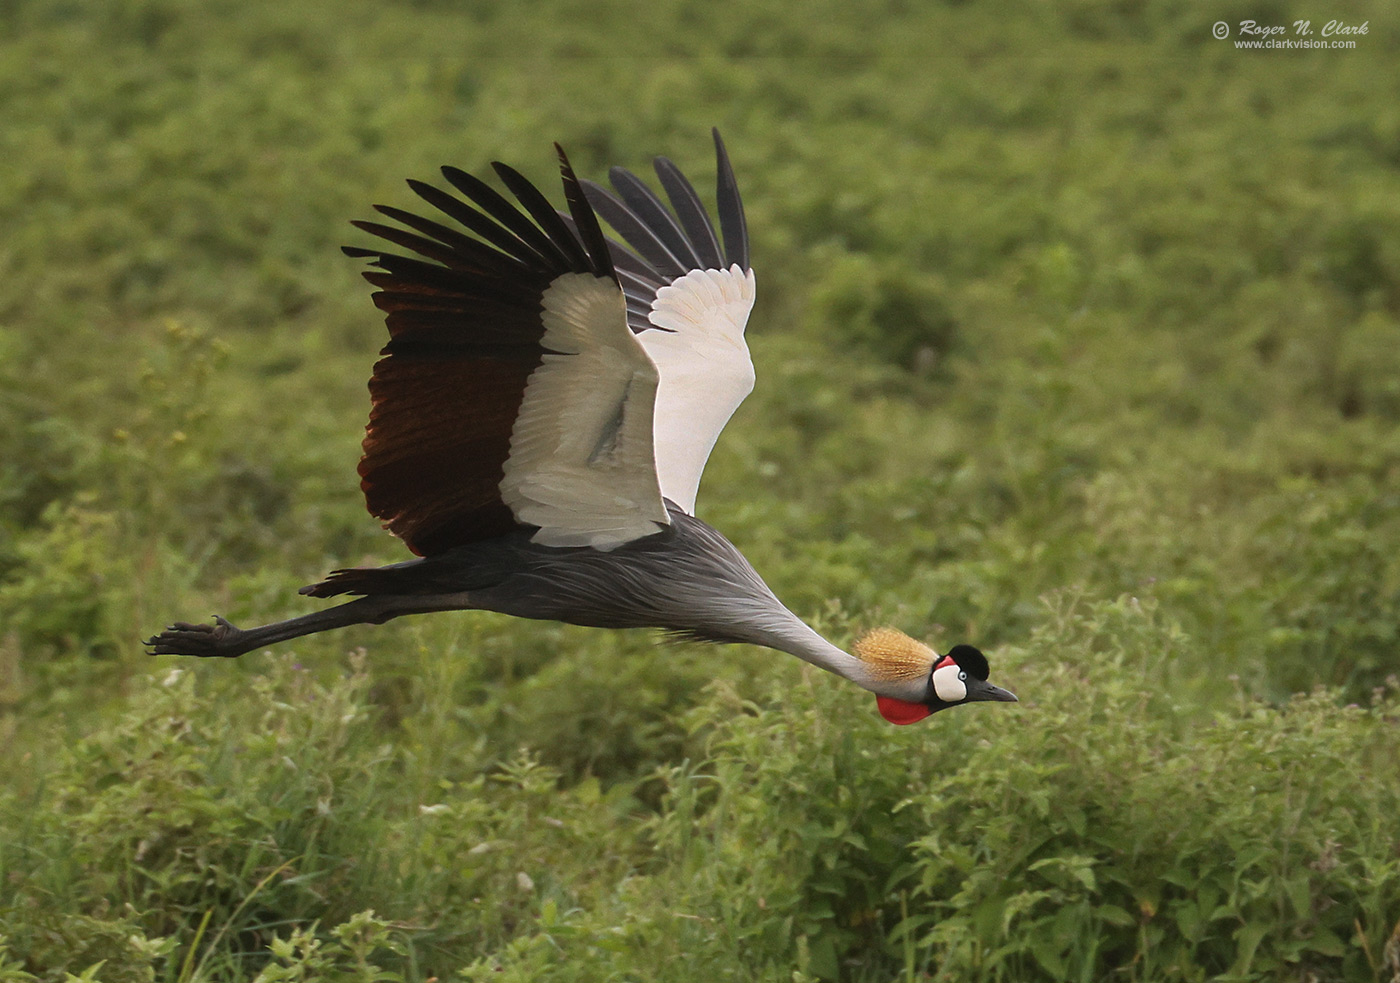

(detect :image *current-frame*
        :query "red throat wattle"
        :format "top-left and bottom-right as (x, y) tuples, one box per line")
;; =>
(876, 695), (932, 725)
(875, 654), (957, 724)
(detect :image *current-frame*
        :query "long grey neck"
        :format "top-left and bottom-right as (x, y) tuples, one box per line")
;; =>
(736, 605), (881, 692)
(652, 510), (892, 696)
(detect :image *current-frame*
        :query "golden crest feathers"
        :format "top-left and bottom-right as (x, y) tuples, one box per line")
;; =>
(853, 628), (937, 682)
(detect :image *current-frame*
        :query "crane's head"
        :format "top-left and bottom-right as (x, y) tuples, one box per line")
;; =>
(854, 628), (1017, 724)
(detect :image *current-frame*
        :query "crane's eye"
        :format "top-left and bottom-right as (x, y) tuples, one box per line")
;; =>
(931, 663), (968, 703)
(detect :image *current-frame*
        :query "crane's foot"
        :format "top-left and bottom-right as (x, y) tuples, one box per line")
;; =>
(146, 616), (250, 658)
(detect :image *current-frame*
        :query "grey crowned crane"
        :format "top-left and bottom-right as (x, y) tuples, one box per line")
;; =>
(148, 132), (1017, 724)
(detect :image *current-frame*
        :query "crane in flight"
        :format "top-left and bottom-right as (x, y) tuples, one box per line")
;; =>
(148, 132), (1016, 724)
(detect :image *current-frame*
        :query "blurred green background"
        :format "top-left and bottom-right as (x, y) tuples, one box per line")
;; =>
(2, 0), (1399, 979)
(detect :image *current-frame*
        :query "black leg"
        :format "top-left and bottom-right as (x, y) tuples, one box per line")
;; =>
(145, 595), (448, 658)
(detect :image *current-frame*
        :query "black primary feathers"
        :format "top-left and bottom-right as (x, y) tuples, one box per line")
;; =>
(339, 146), (615, 556)
(577, 128), (751, 334)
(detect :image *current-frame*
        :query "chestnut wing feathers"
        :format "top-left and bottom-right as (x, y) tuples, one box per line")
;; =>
(345, 135), (753, 556)
(347, 148), (661, 556)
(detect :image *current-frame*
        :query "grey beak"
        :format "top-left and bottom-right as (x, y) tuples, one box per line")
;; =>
(968, 679), (1018, 704)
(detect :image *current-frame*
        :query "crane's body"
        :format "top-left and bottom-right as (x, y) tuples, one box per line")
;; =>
(149, 132), (1016, 723)
(158, 503), (893, 694)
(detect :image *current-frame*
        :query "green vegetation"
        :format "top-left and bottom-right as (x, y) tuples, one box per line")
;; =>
(2, 0), (1399, 978)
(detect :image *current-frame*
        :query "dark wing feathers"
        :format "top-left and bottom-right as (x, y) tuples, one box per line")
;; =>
(362, 253), (541, 307)
(341, 134), (746, 553)
(370, 205), (524, 278)
(357, 358), (529, 556)
(490, 161), (593, 273)
(348, 219), (479, 272)
(712, 128), (750, 271)
(653, 156), (725, 270)
(608, 246), (667, 288)
(345, 148), (614, 557)
(440, 165), (576, 272)
(574, 129), (751, 335)
(554, 143), (615, 276)
(581, 181), (689, 280)
(609, 166), (704, 270)
(406, 178), (552, 272)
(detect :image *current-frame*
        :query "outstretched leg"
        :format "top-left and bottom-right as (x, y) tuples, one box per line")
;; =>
(146, 593), (470, 658)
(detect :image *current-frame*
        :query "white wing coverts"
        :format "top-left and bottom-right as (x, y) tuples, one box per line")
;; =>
(639, 266), (756, 513)
(344, 133), (752, 562)
(501, 273), (670, 548)
(581, 129), (756, 517)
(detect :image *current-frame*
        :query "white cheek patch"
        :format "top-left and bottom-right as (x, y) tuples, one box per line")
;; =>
(932, 663), (967, 703)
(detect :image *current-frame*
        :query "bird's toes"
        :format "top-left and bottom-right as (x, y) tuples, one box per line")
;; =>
(145, 617), (242, 658)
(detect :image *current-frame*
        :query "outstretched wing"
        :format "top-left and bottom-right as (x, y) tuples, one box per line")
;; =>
(345, 146), (669, 555)
(580, 130), (756, 516)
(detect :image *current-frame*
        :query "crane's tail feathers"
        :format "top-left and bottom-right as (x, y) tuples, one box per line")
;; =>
(300, 568), (386, 598)
(300, 562), (444, 598)
(300, 556), (503, 599)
